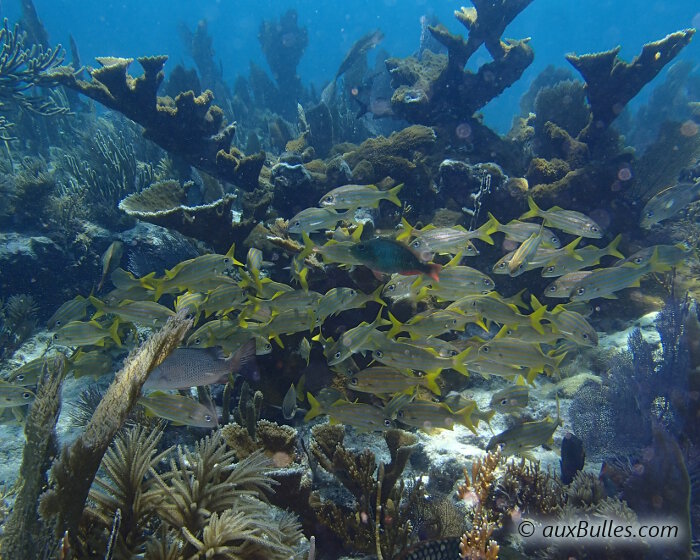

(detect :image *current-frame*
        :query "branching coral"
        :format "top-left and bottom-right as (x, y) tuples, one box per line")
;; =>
(567, 29), (695, 143)
(385, 0), (533, 125)
(150, 434), (276, 533)
(50, 55), (264, 191)
(73, 426), (303, 560)
(258, 9), (308, 120)
(456, 450), (501, 560)
(308, 424), (420, 558)
(58, 127), (154, 229)
(493, 457), (564, 518)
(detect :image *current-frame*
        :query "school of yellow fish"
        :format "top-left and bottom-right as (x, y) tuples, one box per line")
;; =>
(2, 180), (694, 456)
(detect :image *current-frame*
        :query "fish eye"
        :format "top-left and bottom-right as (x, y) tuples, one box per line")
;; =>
(498, 262), (506, 269)
(634, 257), (643, 264)
(334, 351), (342, 359)
(324, 195), (332, 202)
(55, 320), (62, 326)
(590, 225), (599, 232)
(387, 284), (395, 291)
(349, 289), (357, 296)
(194, 337), (202, 345)
(204, 414), (212, 422)
(549, 285), (557, 292)
(294, 221), (301, 227)
(375, 350), (384, 358)
(582, 333), (589, 339)
(646, 211), (653, 218)
(546, 266), (555, 273)
(384, 419), (392, 427)
(350, 377), (358, 385)
(23, 392), (32, 400)
(481, 346), (490, 353)
(500, 398), (508, 405)
(577, 287), (585, 295)
(551, 237), (558, 244)
(518, 263), (524, 270)
(224, 258), (231, 264)
(450, 350), (458, 357)
(346, 368), (354, 376)
(16, 374), (25, 382)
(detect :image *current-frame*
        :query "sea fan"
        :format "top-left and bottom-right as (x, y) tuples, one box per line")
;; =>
(569, 297), (692, 460)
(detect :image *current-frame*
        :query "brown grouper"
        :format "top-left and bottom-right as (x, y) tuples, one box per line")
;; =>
(144, 339), (257, 389)
(350, 237), (441, 282)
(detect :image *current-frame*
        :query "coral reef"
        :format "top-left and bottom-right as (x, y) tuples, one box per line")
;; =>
(385, 0), (534, 125)
(38, 309), (193, 551)
(221, 419), (298, 467)
(629, 120), (700, 202)
(50, 55), (264, 190)
(58, 126), (153, 229)
(178, 19), (231, 110)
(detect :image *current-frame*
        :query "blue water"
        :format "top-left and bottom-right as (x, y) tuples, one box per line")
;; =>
(4, 0), (698, 132)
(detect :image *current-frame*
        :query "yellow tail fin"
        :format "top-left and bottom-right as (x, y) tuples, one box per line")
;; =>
(304, 392), (323, 421)
(520, 196), (542, 220)
(386, 183), (404, 207)
(423, 370), (441, 396)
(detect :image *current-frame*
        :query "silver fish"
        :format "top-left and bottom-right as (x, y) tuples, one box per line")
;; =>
(144, 340), (256, 389)
(139, 391), (218, 428)
(641, 180), (700, 228)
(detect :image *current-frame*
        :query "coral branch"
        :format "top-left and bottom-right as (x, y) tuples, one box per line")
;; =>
(49, 56), (264, 190)
(567, 29), (695, 141)
(457, 449), (502, 560)
(386, 0), (534, 124)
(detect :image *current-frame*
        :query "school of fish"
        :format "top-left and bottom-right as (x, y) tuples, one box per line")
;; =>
(1, 180), (694, 454)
